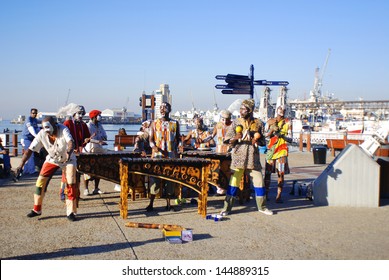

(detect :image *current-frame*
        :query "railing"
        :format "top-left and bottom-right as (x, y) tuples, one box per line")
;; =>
(0, 133), (20, 156)
(294, 131), (372, 152)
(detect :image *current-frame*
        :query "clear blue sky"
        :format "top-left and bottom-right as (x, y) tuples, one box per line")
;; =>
(1, 0), (388, 119)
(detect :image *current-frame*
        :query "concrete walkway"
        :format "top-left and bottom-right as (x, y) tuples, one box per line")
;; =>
(1, 151), (388, 260)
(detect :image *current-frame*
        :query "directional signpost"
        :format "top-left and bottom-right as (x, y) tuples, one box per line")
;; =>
(215, 64), (289, 99)
(254, 80), (289, 86)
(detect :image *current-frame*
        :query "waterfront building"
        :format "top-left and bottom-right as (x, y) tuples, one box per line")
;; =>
(154, 84), (172, 119)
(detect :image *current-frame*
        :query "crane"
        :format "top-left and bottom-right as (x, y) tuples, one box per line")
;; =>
(65, 89), (70, 106)
(310, 48), (331, 102)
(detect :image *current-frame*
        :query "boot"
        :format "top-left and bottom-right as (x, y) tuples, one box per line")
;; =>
(255, 195), (273, 215)
(220, 195), (235, 216)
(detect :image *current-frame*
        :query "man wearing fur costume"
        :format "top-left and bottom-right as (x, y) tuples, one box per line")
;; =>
(220, 99), (273, 216)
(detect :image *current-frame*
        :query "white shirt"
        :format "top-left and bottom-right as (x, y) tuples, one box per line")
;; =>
(29, 124), (76, 167)
(87, 121), (107, 142)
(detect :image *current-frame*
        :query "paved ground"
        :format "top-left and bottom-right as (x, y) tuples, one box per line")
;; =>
(1, 150), (389, 260)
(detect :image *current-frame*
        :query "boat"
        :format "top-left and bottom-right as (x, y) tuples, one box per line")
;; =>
(10, 115), (25, 124)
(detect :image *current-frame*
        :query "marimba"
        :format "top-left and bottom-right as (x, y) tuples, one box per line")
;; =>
(77, 151), (141, 183)
(119, 157), (211, 218)
(77, 152), (212, 218)
(179, 151), (231, 191)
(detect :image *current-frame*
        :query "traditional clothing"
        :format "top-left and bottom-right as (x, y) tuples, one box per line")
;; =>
(221, 115), (271, 215)
(265, 116), (292, 202)
(148, 118), (179, 201)
(28, 124), (78, 218)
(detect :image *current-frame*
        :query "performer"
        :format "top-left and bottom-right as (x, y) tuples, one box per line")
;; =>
(84, 109), (108, 195)
(211, 109), (233, 153)
(16, 116), (79, 221)
(209, 109), (232, 195)
(220, 99), (273, 216)
(183, 115), (215, 149)
(264, 105), (292, 203)
(145, 102), (180, 212)
(133, 120), (152, 156)
(62, 105), (91, 199)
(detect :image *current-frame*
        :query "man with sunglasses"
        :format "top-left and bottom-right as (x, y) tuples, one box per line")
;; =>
(21, 108), (40, 174)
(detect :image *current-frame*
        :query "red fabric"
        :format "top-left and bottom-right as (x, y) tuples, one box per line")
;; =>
(63, 120), (90, 150)
(66, 184), (79, 200)
(39, 161), (59, 177)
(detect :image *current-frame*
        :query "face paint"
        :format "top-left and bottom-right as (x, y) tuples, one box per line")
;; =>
(75, 112), (84, 121)
(42, 121), (54, 135)
(96, 115), (102, 121)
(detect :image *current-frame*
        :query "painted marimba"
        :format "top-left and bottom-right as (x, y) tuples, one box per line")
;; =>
(119, 157), (211, 218)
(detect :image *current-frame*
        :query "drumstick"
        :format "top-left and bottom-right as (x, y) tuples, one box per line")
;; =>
(125, 221), (183, 231)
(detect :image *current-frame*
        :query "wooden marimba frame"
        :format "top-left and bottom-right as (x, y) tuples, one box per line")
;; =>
(119, 157), (212, 218)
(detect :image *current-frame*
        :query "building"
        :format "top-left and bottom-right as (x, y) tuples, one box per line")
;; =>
(154, 84), (172, 119)
(101, 108), (138, 123)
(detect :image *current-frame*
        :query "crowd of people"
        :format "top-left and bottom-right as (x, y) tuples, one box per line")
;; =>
(11, 99), (292, 221)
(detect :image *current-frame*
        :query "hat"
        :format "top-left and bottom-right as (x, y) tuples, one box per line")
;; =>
(242, 99), (255, 113)
(220, 110), (232, 119)
(71, 105), (86, 116)
(89, 110), (101, 119)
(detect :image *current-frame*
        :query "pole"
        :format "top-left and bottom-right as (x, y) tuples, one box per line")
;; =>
(249, 64), (254, 99)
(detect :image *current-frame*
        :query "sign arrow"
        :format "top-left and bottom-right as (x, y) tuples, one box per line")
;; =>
(222, 89), (252, 95)
(215, 75), (227, 80)
(216, 83), (251, 90)
(216, 74), (251, 81)
(226, 74), (250, 80)
(215, 84), (229, 89)
(254, 80), (289, 86)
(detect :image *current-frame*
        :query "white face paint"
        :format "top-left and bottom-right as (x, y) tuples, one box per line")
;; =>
(42, 121), (54, 135)
(96, 115), (102, 121)
(74, 112), (84, 121)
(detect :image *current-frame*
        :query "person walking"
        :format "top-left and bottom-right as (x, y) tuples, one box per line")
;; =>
(220, 99), (273, 216)
(21, 108), (40, 174)
(16, 116), (79, 221)
(145, 102), (181, 212)
(264, 105), (293, 203)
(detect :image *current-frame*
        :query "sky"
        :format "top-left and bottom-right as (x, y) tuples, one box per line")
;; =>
(1, 0), (388, 120)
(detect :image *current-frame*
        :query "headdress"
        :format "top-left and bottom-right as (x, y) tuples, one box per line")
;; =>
(242, 99), (255, 113)
(220, 110), (232, 119)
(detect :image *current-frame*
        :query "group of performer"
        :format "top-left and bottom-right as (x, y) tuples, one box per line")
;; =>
(15, 98), (292, 221)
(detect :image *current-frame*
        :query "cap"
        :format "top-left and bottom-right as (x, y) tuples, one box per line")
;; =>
(89, 110), (101, 119)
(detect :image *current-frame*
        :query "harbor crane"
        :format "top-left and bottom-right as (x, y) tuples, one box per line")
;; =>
(64, 89), (70, 106)
(309, 48), (331, 102)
